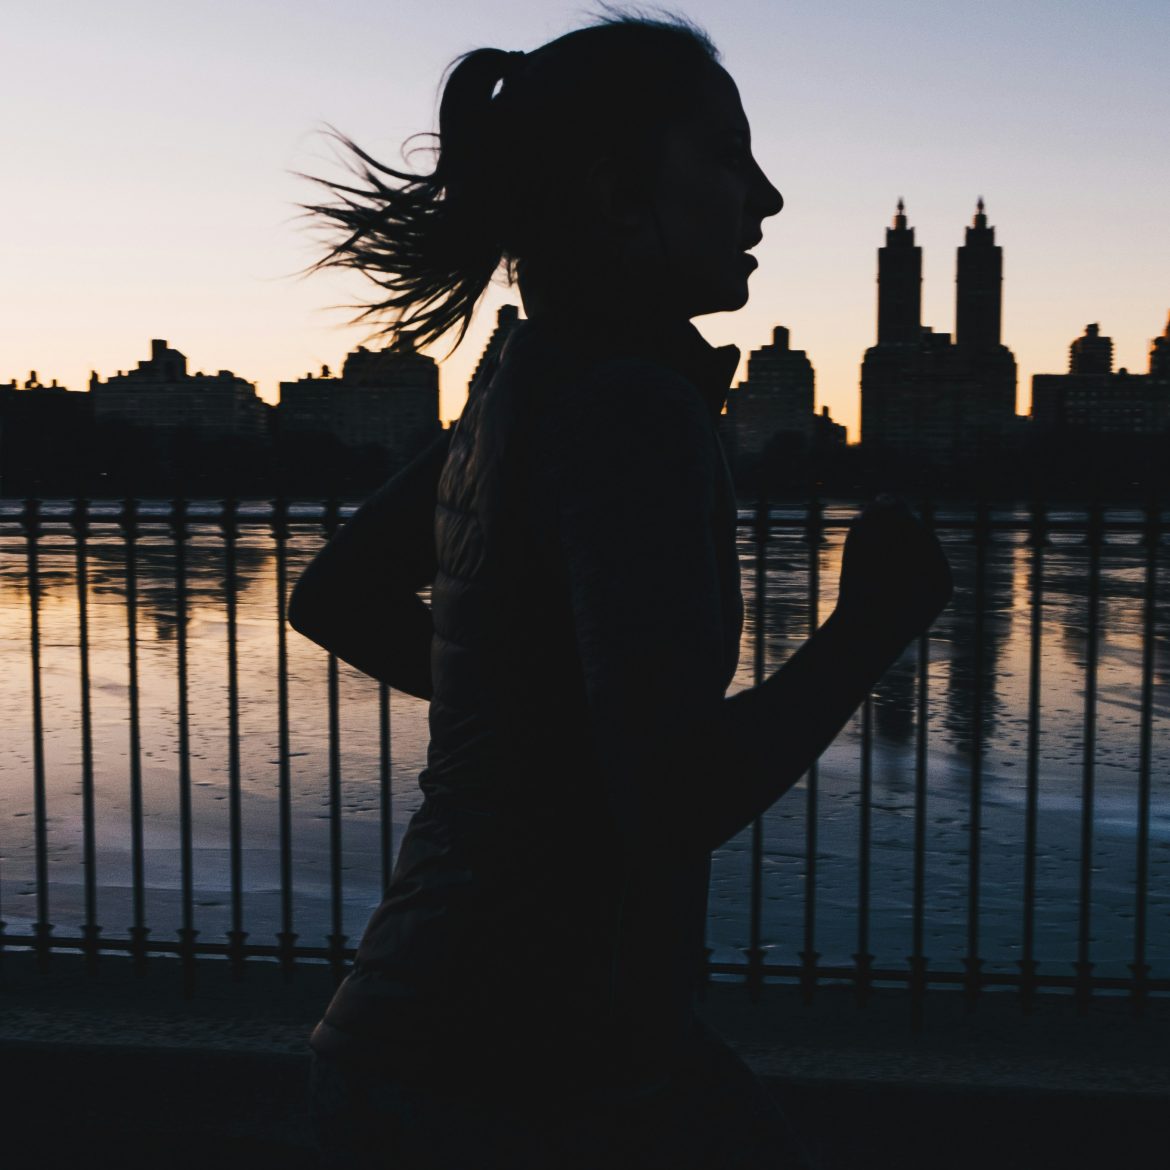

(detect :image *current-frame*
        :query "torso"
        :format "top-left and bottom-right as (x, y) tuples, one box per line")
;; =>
(316, 318), (743, 1090)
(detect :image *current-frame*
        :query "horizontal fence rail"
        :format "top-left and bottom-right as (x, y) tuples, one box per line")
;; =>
(0, 497), (1165, 1017)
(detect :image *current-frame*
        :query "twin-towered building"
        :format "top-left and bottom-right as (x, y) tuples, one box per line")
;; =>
(860, 199), (1019, 460)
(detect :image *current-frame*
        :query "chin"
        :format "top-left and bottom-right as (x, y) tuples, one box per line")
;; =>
(691, 281), (751, 317)
(725, 282), (751, 311)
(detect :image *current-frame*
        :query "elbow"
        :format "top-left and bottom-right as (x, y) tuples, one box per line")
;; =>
(287, 570), (328, 645)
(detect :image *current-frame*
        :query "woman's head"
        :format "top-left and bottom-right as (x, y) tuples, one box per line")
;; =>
(306, 13), (782, 348)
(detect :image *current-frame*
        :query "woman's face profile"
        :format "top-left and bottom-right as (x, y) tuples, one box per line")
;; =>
(647, 66), (783, 319)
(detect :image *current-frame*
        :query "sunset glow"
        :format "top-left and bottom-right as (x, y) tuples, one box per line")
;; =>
(4, 0), (1166, 438)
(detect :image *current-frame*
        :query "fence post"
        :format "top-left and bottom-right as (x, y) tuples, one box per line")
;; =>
(170, 498), (198, 996)
(1020, 499), (1047, 1013)
(1074, 502), (1103, 1015)
(221, 498), (248, 978)
(322, 497), (348, 985)
(1130, 497), (1159, 1017)
(70, 497), (101, 972)
(799, 494), (823, 1006)
(119, 498), (150, 974)
(379, 682), (394, 901)
(909, 498), (935, 1031)
(964, 500), (990, 1012)
(271, 497), (297, 978)
(21, 498), (53, 972)
(853, 693), (874, 1009)
(745, 494), (768, 1002)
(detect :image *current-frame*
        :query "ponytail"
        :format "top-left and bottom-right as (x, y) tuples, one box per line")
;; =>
(302, 15), (718, 351)
(303, 48), (522, 351)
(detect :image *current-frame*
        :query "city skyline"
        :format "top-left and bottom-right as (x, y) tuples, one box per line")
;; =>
(6, 197), (1165, 454)
(4, 1), (1166, 438)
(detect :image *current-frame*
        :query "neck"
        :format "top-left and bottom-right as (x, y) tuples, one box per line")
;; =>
(517, 259), (687, 334)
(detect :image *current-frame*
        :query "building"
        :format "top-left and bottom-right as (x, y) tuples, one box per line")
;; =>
(468, 304), (521, 393)
(1, 371), (72, 396)
(813, 404), (847, 449)
(1150, 313), (1170, 380)
(860, 200), (1018, 461)
(723, 326), (816, 464)
(1, 370), (82, 415)
(89, 340), (269, 440)
(1031, 317), (1170, 435)
(719, 324), (848, 479)
(279, 332), (440, 466)
(0, 372), (91, 494)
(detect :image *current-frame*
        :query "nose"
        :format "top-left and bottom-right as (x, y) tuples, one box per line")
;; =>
(755, 165), (783, 219)
(746, 150), (782, 218)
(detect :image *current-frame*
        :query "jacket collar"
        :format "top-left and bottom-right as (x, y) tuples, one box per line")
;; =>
(519, 314), (740, 421)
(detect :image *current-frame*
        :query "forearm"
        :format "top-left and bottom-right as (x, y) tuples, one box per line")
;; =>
(691, 495), (953, 853)
(291, 569), (436, 699)
(697, 609), (903, 854)
(611, 610), (905, 864)
(306, 595), (434, 699)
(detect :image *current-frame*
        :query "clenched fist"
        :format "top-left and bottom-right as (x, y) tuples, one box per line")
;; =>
(834, 496), (953, 650)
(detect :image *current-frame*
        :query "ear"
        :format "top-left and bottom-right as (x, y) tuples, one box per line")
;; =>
(583, 155), (650, 232)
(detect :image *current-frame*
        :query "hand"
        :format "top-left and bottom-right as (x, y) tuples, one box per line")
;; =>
(834, 496), (953, 649)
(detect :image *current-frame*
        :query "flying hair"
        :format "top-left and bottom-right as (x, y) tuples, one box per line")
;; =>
(300, 11), (720, 353)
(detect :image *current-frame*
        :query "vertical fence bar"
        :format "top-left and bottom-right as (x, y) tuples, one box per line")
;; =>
(909, 499), (933, 1029)
(327, 648), (345, 980)
(221, 500), (247, 977)
(22, 499), (52, 970)
(379, 682), (393, 901)
(0, 519), (5, 962)
(1130, 500), (1159, 1016)
(271, 499), (297, 976)
(965, 502), (988, 1010)
(1075, 504), (1102, 1014)
(323, 499), (347, 982)
(1020, 501), (1045, 1013)
(854, 694), (874, 1006)
(71, 498), (100, 971)
(171, 499), (197, 994)
(801, 496), (822, 1004)
(745, 496), (767, 999)
(120, 500), (149, 972)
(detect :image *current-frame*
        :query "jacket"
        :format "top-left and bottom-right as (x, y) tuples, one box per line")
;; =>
(315, 314), (744, 1091)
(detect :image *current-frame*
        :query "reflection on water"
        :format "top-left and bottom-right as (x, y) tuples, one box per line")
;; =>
(0, 502), (1167, 982)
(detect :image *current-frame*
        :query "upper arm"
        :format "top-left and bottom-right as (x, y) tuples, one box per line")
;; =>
(288, 430), (449, 639)
(543, 365), (725, 847)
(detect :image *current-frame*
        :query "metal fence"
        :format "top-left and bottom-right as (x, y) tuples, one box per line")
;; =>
(0, 497), (1164, 1018)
